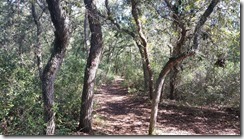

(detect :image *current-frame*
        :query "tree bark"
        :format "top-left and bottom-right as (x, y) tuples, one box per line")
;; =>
(131, 0), (153, 99)
(149, 0), (220, 135)
(169, 67), (179, 100)
(83, 9), (89, 54)
(149, 52), (194, 135)
(78, 0), (103, 133)
(31, 1), (43, 80)
(165, 0), (185, 100)
(104, 0), (153, 99)
(137, 41), (150, 96)
(42, 0), (70, 135)
(168, 30), (184, 100)
(192, 0), (220, 50)
(168, 35), (184, 100)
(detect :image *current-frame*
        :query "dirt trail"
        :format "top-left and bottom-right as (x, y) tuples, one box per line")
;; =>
(90, 77), (240, 135)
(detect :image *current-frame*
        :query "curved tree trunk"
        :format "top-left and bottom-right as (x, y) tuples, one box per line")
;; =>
(42, 0), (70, 135)
(77, 0), (103, 133)
(149, 52), (194, 135)
(149, 0), (219, 134)
(131, 0), (153, 99)
(104, 0), (153, 99)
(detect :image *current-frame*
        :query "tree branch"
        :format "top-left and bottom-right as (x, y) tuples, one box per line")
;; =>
(131, 0), (147, 47)
(102, 0), (135, 38)
(31, 1), (43, 79)
(192, 0), (220, 50)
(164, 0), (186, 55)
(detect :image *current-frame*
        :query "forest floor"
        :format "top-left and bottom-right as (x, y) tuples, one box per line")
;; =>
(76, 76), (240, 135)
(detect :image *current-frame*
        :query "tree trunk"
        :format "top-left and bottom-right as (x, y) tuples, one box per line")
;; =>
(104, 0), (153, 99)
(168, 45), (183, 100)
(31, 1), (43, 80)
(83, 9), (89, 55)
(78, 0), (103, 133)
(169, 66), (179, 100)
(168, 43), (182, 100)
(138, 45), (149, 92)
(164, 0), (185, 100)
(149, 0), (219, 134)
(149, 52), (194, 135)
(142, 46), (153, 100)
(131, 0), (153, 99)
(42, 0), (70, 135)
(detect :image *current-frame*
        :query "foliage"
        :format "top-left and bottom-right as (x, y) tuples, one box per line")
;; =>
(0, 0), (240, 135)
(54, 54), (86, 135)
(0, 52), (44, 135)
(167, 59), (240, 107)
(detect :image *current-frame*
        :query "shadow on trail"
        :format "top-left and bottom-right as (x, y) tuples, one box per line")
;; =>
(156, 103), (240, 135)
(93, 78), (240, 135)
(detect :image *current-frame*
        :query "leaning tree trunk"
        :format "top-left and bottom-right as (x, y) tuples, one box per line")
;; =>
(149, 0), (220, 135)
(149, 52), (194, 135)
(42, 0), (70, 135)
(77, 0), (103, 133)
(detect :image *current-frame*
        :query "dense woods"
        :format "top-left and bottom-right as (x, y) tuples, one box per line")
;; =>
(0, 0), (240, 135)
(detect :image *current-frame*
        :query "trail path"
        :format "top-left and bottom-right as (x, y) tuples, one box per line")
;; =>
(90, 77), (240, 135)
